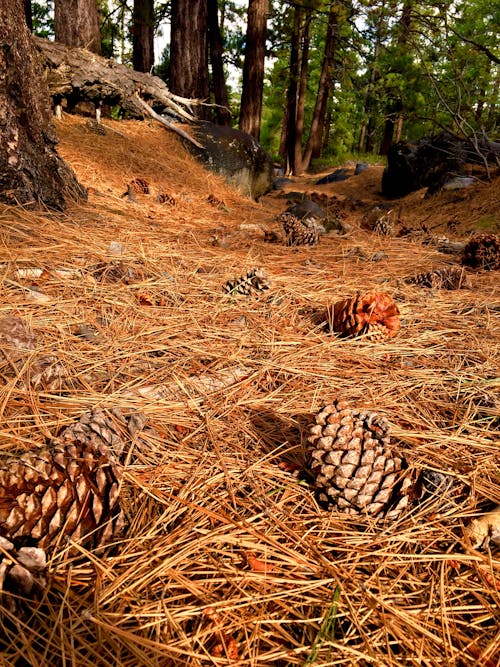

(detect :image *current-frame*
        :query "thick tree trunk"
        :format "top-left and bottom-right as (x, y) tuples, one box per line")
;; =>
(238, 0), (269, 140)
(132, 0), (154, 73)
(54, 0), (101, 55)
(170, 0), (209, 117)
(24, 0), (32, 30)
(208, 0), (231, 125)
(0, 0), (85, 209)
(302, 0), (339, 170)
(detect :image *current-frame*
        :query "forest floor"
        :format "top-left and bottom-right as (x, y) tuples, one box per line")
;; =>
(0, 115), (499, 666)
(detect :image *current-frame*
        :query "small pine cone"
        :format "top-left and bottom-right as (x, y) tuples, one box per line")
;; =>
(156, 187), (176, 205)
(326, 292), (400, 340)
(129, 178), (150, 195)
(307, 401), (411, 521)
(372, 213), (394, 236)
(222, 268), (272, 296)
(87, 260), (138, 284)
(405, 266), (471, 290)
(279, 213), (320, 246)
(461, 233), (500, 270)
(26, 355), (69, 392)
(0, 410), (132, 552)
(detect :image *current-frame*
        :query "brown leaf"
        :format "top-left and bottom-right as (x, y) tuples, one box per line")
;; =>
(245, 550), (274, 573)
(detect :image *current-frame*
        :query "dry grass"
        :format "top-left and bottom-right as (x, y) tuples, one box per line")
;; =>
(0, 115), (499, 666)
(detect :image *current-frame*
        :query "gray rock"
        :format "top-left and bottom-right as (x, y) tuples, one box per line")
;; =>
(187, 122), (274, 200)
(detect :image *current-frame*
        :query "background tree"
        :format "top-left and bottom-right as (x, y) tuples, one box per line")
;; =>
(239, 0), (269, 139)
(169, 0), (209, 116)
(208, 0), (232, 125)
(0, 0), (85, 208)
(54, 0), (101, 54)
(132, 0), (154, 72)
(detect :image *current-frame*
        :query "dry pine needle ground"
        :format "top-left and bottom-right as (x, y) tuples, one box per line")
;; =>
(0, 115), (499, 666)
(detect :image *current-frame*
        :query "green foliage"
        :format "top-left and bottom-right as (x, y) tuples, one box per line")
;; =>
(32, 0), (54, 39)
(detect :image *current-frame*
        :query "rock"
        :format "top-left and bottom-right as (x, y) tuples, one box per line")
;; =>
(442, 176), (475, 190)
(382, 132), (500, 198)
(284, 199), (326, 221)
(273, 177), (293, 190)
(187, 122), (274, 200)
(354, 163), (369, 175)
(316, 168), (351, 185)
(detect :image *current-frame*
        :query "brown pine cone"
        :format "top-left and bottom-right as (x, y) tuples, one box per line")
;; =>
(405, 266), (471, 289)
(461, 233), (500, 270)
(307, 401), (412, 521)
(326, 292), (400, 340)
(0, 410), (132, 552)
(279, 213), (320, 246)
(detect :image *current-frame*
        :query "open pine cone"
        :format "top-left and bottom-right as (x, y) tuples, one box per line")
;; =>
(326, 292), (400, 341)
(405, 266), (471, 290)
(461, 233), (500, 271)
(307, 401), (412, 521)
(279, 212), (320, 246)
(222, 268), (272, 296)
(0, 410), (140, 554)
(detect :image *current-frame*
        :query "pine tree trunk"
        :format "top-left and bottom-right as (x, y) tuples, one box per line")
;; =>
(285, 6), (302, 175)
(132, 0), (154, 73)
(294, 11), (312, 175)
(302, 0), (339, 170)
(170, 0), (209, 116)
(239, 0), (269, 140)
(0, 0), (86, 209)
(54, 0), (101, 55)
(208, 0), (231, 126)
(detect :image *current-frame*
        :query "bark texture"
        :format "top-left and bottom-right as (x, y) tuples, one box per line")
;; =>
(239, 0), (269, 140)
(0, 0), (85, 209)
(170, 0), (209, 116)
(208, 0), (231, 125)
(54, 0), (101, 55)
(132, 0), (154, 73)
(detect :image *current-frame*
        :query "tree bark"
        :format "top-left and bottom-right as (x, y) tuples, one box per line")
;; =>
(24, 0), (32, 31)
(238, 0), (269, 140)
(294, 10), (312, 175)
(132, 0), (154, 73)
(0, 0), (85, 209)
(285, 5), (302, 175)
(302, 0), (339, 170)
(54, 0), (101, 55)
(170, 0), (209, 117)
(207, 0), (231, 125)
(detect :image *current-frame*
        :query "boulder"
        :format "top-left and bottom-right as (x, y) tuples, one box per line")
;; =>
(187, 123), (274, 200)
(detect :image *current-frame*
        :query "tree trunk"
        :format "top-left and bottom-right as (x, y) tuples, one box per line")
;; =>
(285, 6), (302, 175)
(208, 0), (231, 125)
(54, 0), (101, 55)
(294, 11), (312, 175)
(239, 0), (269, 140)
(0, 0), (85, 209)
(379, 1), (411, 155)
(170, 0), (209, 117)
(24, 0), (32, 30)
(132, 0), (154, 73)
(302, 0), (339, 170)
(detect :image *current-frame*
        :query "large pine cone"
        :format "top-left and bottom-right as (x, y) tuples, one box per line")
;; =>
(279, 213), (320, 246)
(461, 233), (500, 270)
(307, 401), (412, 521)
(0, 411), (132, 552)
(326, 292), (400, 340)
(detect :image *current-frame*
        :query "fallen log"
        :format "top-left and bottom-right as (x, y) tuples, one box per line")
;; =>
(34, 37), (202, 147)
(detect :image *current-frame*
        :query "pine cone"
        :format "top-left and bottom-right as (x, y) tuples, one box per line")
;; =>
(0, 536), (46, 596)
(279, 213), (320, 246)
(307, 401), (412, 521)
(405, 266), (471, 289)
(461, 233), (500, 270)
(0, 314), (37, 364)
(222, 268), (272, 296)
(129, 178), (150, 194)
(0, 410), (133, 553)
(326, 292), (400, 340)
(372, 213), (394, 236)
